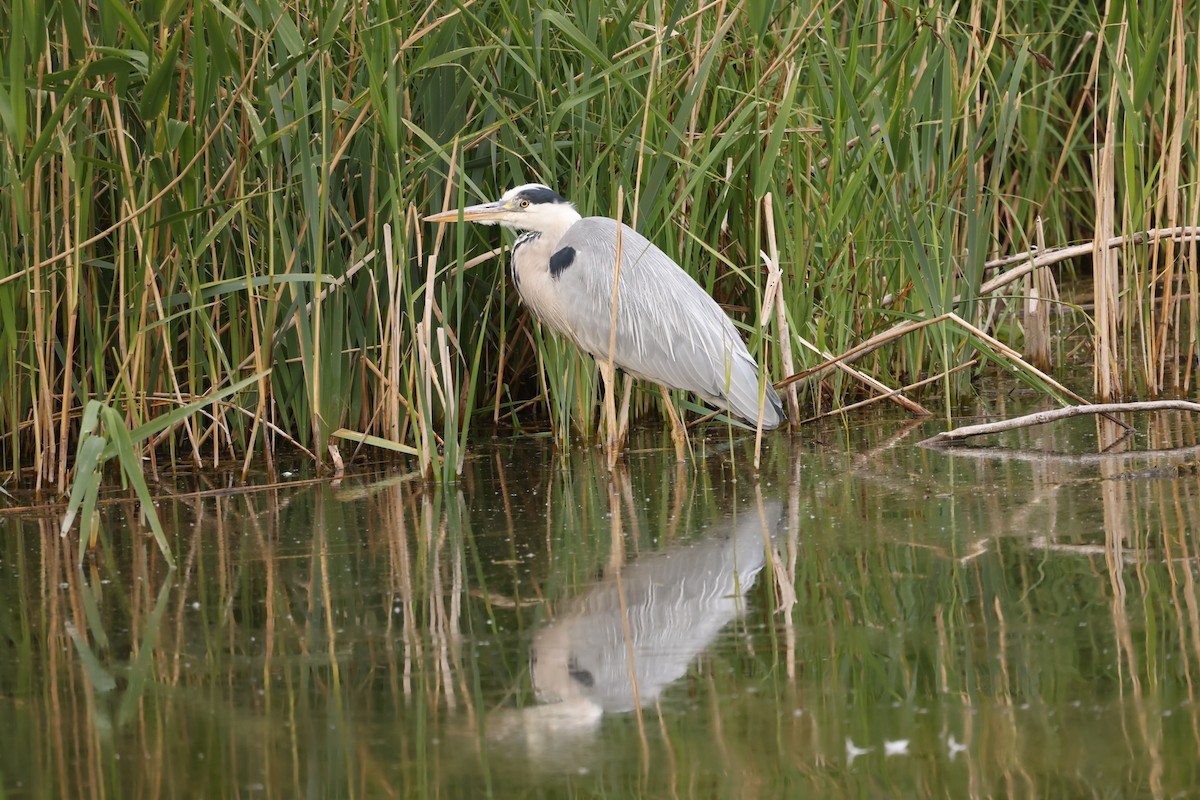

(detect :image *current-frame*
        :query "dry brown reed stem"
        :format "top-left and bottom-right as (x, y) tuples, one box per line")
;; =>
(1150, 3), (1191, 394)
(918, 401), (1200, 447)
(686, 334), (932, 428)
(688, 313), (948, 428)
(761, 192), (798, 422)
(1092, 18), (1125, 402)
(987, 227), (1200, 285)
(616, 377), (634, 444)
(437, 327), (462, 473)
(383, 224), (403, 441)
(877, 226), (1200, 308)
(605, 187), (626, 468)
(1189, 212), (1200, 395)
(755, 192), (784, 469)
(417, 254), (439, 476)
(782, 311), (1129, 426)
(1022, 216), (1054, 370)
(801, 360), (978, 424)
(794, 334), (930, 415)
(778, 315), (949, 388)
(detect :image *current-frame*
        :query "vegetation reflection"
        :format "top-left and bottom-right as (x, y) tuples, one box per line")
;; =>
(3, 420), (1200, 795)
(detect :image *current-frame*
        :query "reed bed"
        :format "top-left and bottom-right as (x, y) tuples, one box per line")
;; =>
(0, 0), (1196, 493)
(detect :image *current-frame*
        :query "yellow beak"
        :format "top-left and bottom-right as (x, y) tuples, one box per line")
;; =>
(424, 200), (508, 223)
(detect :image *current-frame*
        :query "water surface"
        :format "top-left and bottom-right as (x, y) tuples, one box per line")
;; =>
(3, 407), (1200, 797)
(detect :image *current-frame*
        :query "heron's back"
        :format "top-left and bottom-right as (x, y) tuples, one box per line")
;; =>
(550, 217), (785, 429)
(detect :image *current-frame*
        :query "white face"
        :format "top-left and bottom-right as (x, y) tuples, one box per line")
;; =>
(474, 184), (561, 227)
(464, 184), (563, 227)
(424, 183), (579, 231)
(490, 185), (579, 231)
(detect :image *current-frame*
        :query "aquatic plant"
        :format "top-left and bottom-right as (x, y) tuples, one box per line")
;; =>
(0, 0), (1195, 499)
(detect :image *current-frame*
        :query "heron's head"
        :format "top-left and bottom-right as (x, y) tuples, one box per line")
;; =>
(425, 183), (581, 233)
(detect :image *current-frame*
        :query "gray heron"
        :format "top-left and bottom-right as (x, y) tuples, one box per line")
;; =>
(426, 183), (785, 460)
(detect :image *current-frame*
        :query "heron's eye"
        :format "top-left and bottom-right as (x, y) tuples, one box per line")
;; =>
(519, 200), (530, 209)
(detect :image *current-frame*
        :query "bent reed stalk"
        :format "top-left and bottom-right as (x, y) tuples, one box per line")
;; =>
(0, 0), (1196, 494)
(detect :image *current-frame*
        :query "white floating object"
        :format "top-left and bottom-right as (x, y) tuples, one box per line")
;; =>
(947, 734), (968, 759)
(846, 738), (873, 765)
(884, 739), (910, 756)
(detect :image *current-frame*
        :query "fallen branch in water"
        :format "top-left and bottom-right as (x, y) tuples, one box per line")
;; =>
(919, 401), (1200, 447)
(914, 441), (1200, 466)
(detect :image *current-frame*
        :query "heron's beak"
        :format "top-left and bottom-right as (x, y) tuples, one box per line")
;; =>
(424, 200), (508, 224)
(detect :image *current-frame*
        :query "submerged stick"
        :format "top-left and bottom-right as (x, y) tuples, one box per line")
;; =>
(919, 401), (1200, 447)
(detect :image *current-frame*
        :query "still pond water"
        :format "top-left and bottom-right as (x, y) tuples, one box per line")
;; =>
(4, 404), (1200, 798)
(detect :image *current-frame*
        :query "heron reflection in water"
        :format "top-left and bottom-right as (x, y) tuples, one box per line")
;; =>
(487, 500), (783, 760)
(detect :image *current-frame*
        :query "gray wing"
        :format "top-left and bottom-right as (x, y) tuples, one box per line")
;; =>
(553, 217), (783, 428)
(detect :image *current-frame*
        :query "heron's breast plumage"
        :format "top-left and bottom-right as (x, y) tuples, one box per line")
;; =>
(510, 227), (577, 339)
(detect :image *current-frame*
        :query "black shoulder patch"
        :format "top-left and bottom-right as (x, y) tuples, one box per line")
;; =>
(549, 246), (576, 278)
(569, 666), (595, 688)
(517, 186), (568, 205)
